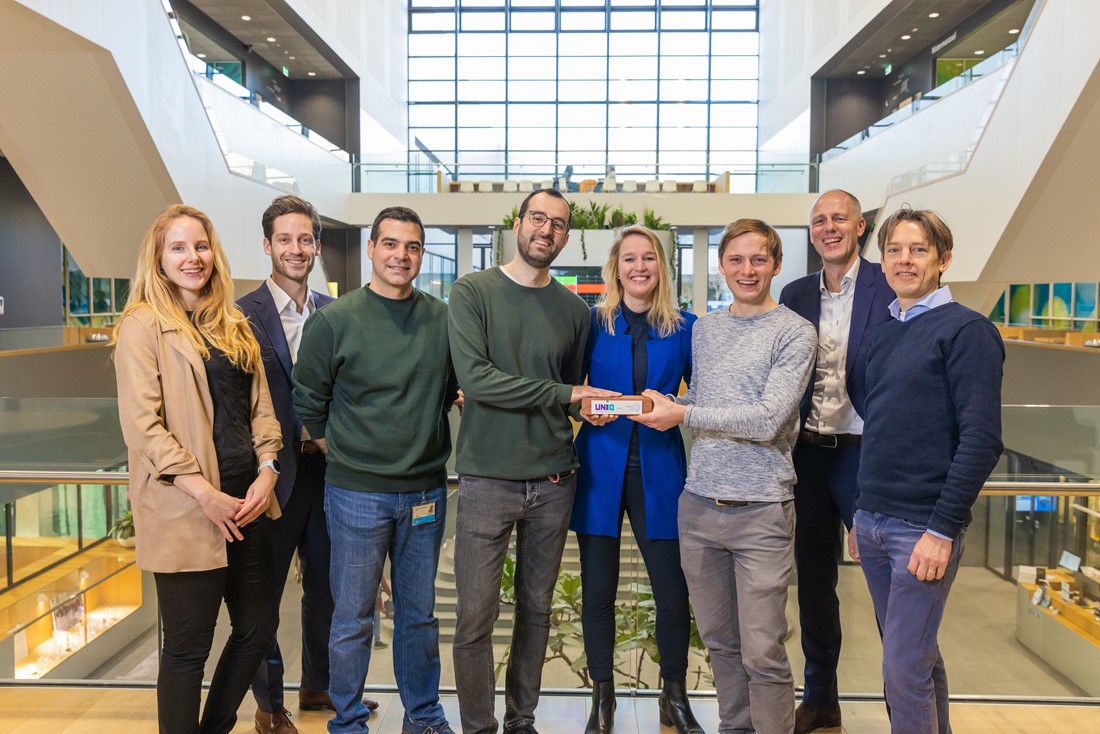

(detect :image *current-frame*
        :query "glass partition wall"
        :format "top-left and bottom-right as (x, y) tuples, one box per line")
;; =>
(1, 399), (1099, 701)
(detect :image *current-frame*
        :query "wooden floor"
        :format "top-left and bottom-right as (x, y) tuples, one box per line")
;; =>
(0, 687), (1097, 733)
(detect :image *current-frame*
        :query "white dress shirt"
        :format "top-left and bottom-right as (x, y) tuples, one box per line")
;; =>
(265, 278), (316, 364)
(806, 258), (864, 436)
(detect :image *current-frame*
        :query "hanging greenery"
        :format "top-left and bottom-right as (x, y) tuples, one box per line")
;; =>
(644, 207), (679, 276)
(499, 201), (675, 270)
(494, 207), (518, 265)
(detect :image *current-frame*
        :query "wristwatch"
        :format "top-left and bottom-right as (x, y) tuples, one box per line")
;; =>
(257, 459), (281, 476)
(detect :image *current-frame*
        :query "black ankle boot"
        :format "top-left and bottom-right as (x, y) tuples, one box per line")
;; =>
(585, 679), (616, 734)
(658, 679), (704, 734)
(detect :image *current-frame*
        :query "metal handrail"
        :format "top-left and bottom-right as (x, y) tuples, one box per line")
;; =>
(0, 471), (463, 486)
(0, 471), (130, 485)
(0, 473), (1096, 493)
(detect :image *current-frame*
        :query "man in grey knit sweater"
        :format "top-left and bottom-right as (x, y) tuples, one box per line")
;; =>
(636, 219), (816, 734)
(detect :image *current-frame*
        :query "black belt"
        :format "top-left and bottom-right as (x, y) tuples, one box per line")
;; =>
(800, 430), (861, 448)
(713, 498), (793, 508)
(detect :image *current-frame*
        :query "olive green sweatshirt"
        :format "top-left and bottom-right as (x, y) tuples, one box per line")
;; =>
(293, 286), (457, 493)
(448, 267), (589, 479)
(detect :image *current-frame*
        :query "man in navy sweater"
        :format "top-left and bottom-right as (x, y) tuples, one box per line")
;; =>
(780, 190), (894, 734)
(851, 208), (1003, 734)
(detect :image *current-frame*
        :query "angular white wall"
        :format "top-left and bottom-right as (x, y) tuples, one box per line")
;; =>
(0, 0), (354, 285)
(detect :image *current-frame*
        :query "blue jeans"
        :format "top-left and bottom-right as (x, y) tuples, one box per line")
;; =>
(855, 509), (967, 734)
(452, 474), (577, 734)
(325, 483), (448, 734)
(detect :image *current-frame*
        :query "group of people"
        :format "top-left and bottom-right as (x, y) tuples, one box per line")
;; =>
(113, 185), (1003, 734)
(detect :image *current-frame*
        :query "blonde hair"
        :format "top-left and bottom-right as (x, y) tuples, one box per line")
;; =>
(595, 225), (684, 339)
(119, 204), (260, 373)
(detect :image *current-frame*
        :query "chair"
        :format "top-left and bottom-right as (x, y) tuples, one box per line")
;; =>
(578, 179), (597, 193)
(540, 179), (554, 190)
(518, 180), (534, 193)
(459, 180), (475, 193)
(502, 180), (519, 193)
(478, 180), (495, 193)
(661, 180), (678, 193)
(644, 180), (661, 193)
(692, 180), (708, 193)
(620, 180), (637, 193)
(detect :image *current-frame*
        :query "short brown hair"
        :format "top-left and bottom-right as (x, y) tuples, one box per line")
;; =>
(877, 207), (954, 257)
(718, 218), (783, 262)
(262, 195), (321, 241)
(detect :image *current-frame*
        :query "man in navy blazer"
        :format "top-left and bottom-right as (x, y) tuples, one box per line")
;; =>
(239, 196), (374, 734)
(779, 190), (895, 734)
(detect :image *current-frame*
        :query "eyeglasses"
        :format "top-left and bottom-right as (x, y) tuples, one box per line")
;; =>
(523, 210), (569, 234)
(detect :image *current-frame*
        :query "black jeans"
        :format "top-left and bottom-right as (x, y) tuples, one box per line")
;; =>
(792, 441), (861, 706)
(576, 468), (691, 682)
(154, 515), (277, 734)
(251, 451), (333, 711)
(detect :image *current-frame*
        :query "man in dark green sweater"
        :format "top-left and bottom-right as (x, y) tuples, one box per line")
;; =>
(449, 189), (616, 734)
(292, 207), (458, 734)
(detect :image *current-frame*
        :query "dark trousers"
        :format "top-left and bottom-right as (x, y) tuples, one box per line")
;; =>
(251, 452), (333, 711)
(576, 468), (691, 682)
(155, 515), (277, 734)
(792, 441), (861, 706)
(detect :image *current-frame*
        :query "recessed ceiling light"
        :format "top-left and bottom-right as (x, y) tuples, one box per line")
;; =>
(197, 53), (206, 58)
(879, 53), (887, 58)
(856, 70), (866, 75)
(929, 12), (940, 19)
(1009, 28), (1020, 34)
(241, 15), (251, 21)
(307, 71), (316, 76)
(289, 56), (295, 60)
(267, 37), (277, 43)
(975, 50), (985, 55)
(912, 28), (919, 32)
(901, 35), (911, 40)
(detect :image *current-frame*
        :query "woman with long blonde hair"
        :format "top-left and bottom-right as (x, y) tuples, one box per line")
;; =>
(114, 204), (282, 734)
(572, 225), (702, 734)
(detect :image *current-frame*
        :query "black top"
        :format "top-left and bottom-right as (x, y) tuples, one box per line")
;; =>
(203, 343), (255, 498)
(621, 304), (651, 470)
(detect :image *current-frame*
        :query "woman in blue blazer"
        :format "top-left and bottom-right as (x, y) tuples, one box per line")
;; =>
(573, 225), (702, 734)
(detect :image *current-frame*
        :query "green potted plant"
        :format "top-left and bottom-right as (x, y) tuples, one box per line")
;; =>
(110, 509), (135, 548)
(608, 205), (638, 229)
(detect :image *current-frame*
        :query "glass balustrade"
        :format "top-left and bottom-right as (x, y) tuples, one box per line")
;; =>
(0, 399), (1097, 701)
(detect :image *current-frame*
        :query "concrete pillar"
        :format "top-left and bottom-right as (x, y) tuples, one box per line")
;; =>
(457, 227), (473, 277)
(692, 227), (710, 316)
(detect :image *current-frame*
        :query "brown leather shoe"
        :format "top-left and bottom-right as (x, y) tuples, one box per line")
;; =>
(793, 701), (842, 734)
(298, 686), (380, 712)
(255, 707), (298, 734)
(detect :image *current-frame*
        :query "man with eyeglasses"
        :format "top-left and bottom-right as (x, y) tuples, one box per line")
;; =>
(449, 188), (617, 734)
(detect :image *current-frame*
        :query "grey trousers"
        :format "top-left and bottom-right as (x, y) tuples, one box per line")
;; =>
(452, 474), (577, 734)
(678, 491), (796, 734)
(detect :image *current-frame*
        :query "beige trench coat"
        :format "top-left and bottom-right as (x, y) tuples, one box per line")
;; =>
(114, 305), (282, 573)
